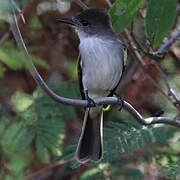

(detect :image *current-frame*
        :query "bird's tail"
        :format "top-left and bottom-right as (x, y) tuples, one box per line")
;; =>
(76, 107), (103, 163)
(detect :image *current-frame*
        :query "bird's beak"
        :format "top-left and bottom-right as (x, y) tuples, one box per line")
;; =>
(56, 18), (76, 26)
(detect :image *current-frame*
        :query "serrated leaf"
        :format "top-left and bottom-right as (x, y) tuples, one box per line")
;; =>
(104, 127), (121, 137)
(36, 136), (49, 163)
(70, 161), (82, 169)
(80, 168), (101, 180)
(109, 0), (142, 33)
(152, 128), (167, 145)
(106, 121), (128, 131)
(15, 128), (35, 153)
(111, 168), (144, 179)
(141, 129), (152, 145)
(63, 152), (75, 160)
(146, 0), (178, 48)
(121, 136), (130, 154)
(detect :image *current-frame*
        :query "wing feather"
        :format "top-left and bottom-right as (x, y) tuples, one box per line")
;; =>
(77, 55), (85, 99)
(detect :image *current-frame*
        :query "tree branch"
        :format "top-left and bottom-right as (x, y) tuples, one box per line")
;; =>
(10, 1), (180, 132)
(129, 23), (180, 108)
(74, 0), (88, 10)
(26, 158), (74, 180)
(151, 60), (180, 107)
(152, 30), (180, 57)
(124, 29), (180, 110)
(103, 0), (180, 111)
(104, 0), (112, 7)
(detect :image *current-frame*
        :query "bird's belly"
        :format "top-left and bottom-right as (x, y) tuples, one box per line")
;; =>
(82, 59), (121, 98)
(79, 37), (123, 98)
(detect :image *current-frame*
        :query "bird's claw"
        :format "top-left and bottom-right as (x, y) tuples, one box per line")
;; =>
(87, 97), (96, 107)
(117, 97), (124, 111)
(84, 90), (96, 107)
(155, 110), (164, 117)
(113, 93), (124, 111)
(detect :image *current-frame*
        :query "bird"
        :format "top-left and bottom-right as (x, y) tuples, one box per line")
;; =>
(57, 8), (125, 163)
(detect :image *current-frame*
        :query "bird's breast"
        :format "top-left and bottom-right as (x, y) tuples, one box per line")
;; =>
(79, 36), (123, 98)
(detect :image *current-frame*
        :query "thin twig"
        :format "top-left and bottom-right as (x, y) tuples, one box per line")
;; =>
(129, 22), (180, 108)
(125, 29), (146, 65)
(125, 102), (180, 127)
(11, 0), (26, 23)
(124, 25), (180, 111)
(130, 22), (148, 55)
(74, 0), (88, 10)
(128, 29), (180, 110)
(26, 158), (74, 180)
(153, 30), (180, 56)
(151, 60), (180, 107)
(0, 31), (10, 45)
(0, 0), (26, 45)
(105, 0), (112, 7)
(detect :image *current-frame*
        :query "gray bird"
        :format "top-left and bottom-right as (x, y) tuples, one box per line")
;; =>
(57, 8), (125, 163)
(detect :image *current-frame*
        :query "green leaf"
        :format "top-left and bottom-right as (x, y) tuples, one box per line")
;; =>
(141, 129), (152, 145)
(160, 159), (180, 180)
(0, 63), (6, 78)
(109, 0), (142, 33)
(80, 167), (101, 180)
(0, 0), (11, 13)
(121, 136), (131, 154)
(11, 90), (34, 112)
(0, 41), (49, 71)
(70, 161), (82, 169)
(146, 0), (178, 48)
(111, 168), (144, 179)
(14, 128), (35, 153)
(36, 136), (49, 163)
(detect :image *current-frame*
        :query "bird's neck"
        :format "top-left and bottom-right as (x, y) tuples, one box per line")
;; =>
(75, 28), (115, 42)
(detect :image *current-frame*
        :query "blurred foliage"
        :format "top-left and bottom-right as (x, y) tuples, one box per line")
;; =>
(0, 82), (78, 179)
(0, 0), (179, 179)
(62, 109), (180, 179)
(0, 41), (49, 78)
(160, 159), (180, 180)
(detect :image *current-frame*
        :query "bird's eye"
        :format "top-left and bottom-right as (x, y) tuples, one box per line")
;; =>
(81, 20), (89, 26)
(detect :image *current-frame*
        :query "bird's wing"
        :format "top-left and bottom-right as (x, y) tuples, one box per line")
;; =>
(77, 54), (85, 100)
(108, 42), (126, 96)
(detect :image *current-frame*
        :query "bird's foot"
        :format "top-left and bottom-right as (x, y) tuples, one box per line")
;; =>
(87, 96), (96, 107)
(84, 90), (96, 107)
(155, 110), (164, 117)
(113, 92), (124, 111)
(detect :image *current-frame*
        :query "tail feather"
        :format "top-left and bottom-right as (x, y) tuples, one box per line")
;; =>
(91, 111), (103, 162)
(76, 108), (103, 163)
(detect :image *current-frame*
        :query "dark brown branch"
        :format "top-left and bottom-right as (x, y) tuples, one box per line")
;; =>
(26, 158), (74, 180)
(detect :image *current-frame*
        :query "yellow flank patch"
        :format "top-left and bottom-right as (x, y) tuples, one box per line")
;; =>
(103, 104), (111, 111)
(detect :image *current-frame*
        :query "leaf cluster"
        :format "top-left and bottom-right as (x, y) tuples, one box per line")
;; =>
(0, 41), (49, 78)
(110, 0), (178, 48)
(0, 82), (78, 179)
(63, 113), (179, 179)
